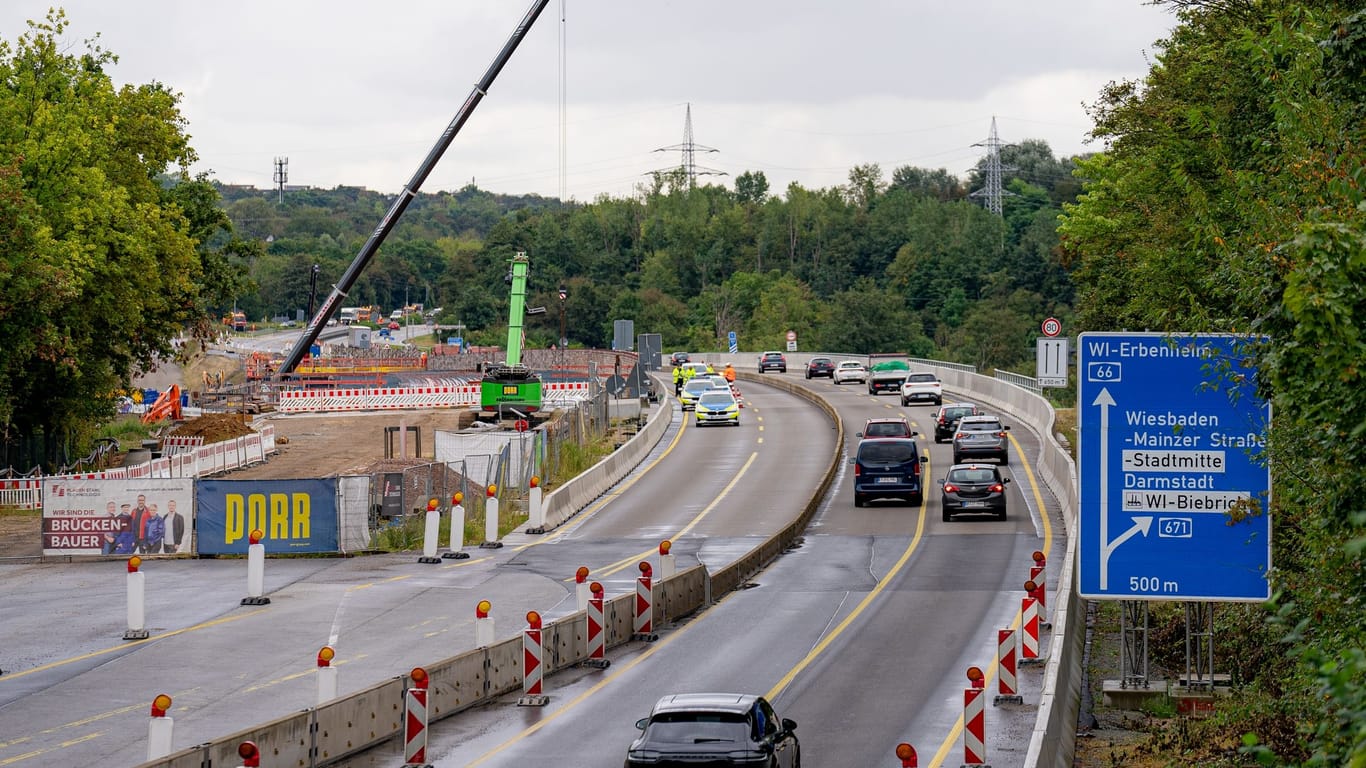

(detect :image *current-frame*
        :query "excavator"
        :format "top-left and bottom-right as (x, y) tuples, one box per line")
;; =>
(480, 252), (542, 418)
(141, 384), (183, 424)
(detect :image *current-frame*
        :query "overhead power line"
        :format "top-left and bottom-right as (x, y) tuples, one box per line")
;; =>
(652, 103), (727, 188)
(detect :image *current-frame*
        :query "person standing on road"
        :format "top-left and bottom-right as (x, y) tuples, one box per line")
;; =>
(723, 363), (736, 383)
(673, 364), (685, 396)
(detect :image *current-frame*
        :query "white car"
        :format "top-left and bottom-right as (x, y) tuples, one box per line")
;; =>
(833, 360), (868, 385)
(900, 372), (943, 406)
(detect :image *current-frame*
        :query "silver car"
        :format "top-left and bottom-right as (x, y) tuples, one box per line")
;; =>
(951, 415), (1010, 464)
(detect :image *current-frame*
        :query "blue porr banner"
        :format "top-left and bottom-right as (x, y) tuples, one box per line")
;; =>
(196, 479), (339, 554)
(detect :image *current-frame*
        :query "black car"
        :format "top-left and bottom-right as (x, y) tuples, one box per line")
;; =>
(625, 693), (800, 768)
(804, 357), (834, 379)
(933, 402), (981, 443)
(670, 351), (691, 366)
(758, 351), (787, 373)
(940, 463), (1010, 521)
(851, 436), (927, 507)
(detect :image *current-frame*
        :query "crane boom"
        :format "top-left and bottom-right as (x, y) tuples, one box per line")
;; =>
(504, 253), (529, 367)
(273, 0), (551, 379)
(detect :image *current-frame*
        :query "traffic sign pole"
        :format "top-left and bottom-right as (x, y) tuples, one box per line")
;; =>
(1077, 333), (1272, 601)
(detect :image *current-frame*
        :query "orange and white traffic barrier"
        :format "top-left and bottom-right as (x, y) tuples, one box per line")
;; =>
(419, 498), (441, 564)
(963, 666), (987, 766)
(479, 485), (503, 549)
(1031, 550), (1047, 609)
(995, 629), (1022, 705)
(475, 600), (495, 647)
(526, 476), (545, 533)
(1021, 592), (1041, 664)
(895, 742), (918, 767)
(585, 581), (610, 669)
(317, 646), (338, 705)
(658, 540), (676, 579)
(575, 566), (591, 611)
(241, 529), (271, 606)
(403, 667), (433, 767)
(518, 611), (549, 706)
(443, 492), (469, 559)
(633, 561), (658, 641)
(236, 740), (261, 768)
(125, 556), (149, 640)
(147, 693), (174, 760)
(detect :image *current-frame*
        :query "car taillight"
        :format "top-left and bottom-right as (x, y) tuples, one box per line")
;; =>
(854, 464), (861, 477)
(938, 416), (947, 425)
(911, 460), (920, 477)
(943, 483), (958, 493)
(990, 483), (1004, 492)
(995, 431), (1007, 438)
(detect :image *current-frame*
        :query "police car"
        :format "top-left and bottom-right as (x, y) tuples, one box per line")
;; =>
(694, 390), (741, 426)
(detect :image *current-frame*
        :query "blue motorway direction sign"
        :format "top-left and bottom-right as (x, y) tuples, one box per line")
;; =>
(1078, 333), (1271, 601)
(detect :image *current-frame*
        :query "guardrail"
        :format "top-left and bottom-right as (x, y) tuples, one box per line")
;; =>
(994, 367), (1042, 395)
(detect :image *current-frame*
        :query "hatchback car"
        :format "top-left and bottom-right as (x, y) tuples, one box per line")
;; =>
(832, 360), (867, 385)
(857, 417), (916, 440)
(670, 351), (691, 366)
(940, 463), (1010, 521)
(695, 390), (741, 427)
(757, 351), (787, 373)
(851, 437), (927, 507)
(952, 415), (1011, 464)
(805, 357), (835, 379)
(679, 378), (715, 411)
(625, 693), (799, 768)
(933, 402), (981, 443)
(900, 372), (943, 406)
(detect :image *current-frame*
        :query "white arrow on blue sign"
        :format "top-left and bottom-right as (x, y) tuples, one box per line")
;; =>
(1078, 332), (1271, 601)
(727, 331), (738, 354)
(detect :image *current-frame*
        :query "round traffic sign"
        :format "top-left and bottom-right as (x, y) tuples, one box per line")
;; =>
(1041, 317), (1062, 337)
(786, 330), (797, 341)
(514, 419), (529, 433)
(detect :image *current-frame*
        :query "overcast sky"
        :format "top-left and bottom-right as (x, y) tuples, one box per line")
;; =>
(3, 1), (1177, 201)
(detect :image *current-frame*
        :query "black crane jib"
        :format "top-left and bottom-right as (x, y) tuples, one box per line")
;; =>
(274, 0), (551, 379)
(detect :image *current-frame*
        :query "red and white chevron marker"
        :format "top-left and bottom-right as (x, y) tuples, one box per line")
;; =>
(963, 666), (988, 766)
(995, 629), (1023, 705)
(575, 566), (591, 611)
(658, 540), (676, 578)
(632, 561), (658, 641)
(585, 581), (610, 669)
(403, 667), (432, 767)
(1021, 593), (1042, 664)
(519, 611), (549, 706)
(895, 742), (918, 767)
(1030, 550), (1047, 609)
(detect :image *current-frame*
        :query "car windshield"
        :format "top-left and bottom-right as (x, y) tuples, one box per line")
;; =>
(838, 362), (862, 369)
(949, 467), (998, 483)
(698, 393), (734, 406)
(684, 381), (712, 393)
(864, 422), (910, 437)
(907, 374), (938, 383)
(811, 358), (830, 364)
(961, 420), (1002, 432)
(944, 407), (975, 420)
(859, 442), (917, 463)
(644, 712), (749, 744)
(763, 353), (783, 360)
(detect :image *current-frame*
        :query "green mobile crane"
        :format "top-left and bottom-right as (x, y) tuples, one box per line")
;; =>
(480, 252), (543, 416)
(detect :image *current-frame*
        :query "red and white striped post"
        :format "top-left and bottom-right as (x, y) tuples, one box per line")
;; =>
(526, 475), (544, 532)
(1030, 550), (1047, 609)
(895, 742), (918, 767)
(575, 566), (591, 611)
(317, 645), (338, 705)
(632, 561), (658, 641)
(474, 599), (495, 647)
(519, 611), (549, 706)
(995, 629), (1023, 705)
(658, 540), (676, 578)
(1021, 587), (1042, 665)
(442, 492), (470, 559)
(235, 740), (261, 768)
(125, 556), (150, 640)
(241, 529), (271, 606)
(403, 667), (433, 767)
(585, 581), (610, 669)
(963, 666), (988, 766)
(147, 693), (173, 760)
(479, 484), (503, 549)
(418, 498), (441, 564)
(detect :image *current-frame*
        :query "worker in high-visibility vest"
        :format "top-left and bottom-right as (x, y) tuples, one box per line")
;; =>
(673, 364), (685, 396)
(723, 363), (736, 383)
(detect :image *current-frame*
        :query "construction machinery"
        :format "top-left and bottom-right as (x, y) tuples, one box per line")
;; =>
(480, 252), (542, 417)
(141, 385), (183, 424)
(272, 0), (551, 381)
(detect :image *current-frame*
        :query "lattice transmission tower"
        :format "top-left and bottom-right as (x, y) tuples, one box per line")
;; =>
(969, 117), (1015, 216)
(653, 103), (726, 188)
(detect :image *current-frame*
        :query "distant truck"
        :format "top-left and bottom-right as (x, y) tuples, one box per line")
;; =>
(867, 354), (909, 396)
(225, 311), (247, 332)
(339, 307), (359, 325)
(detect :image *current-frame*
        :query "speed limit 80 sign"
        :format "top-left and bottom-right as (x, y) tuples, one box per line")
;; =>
(1041, 317), (1062, 337)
